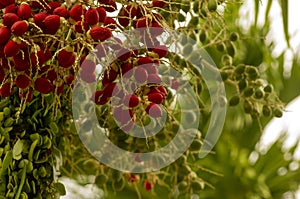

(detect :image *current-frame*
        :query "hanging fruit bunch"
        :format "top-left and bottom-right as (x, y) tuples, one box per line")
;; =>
(0, 0), (284, 198)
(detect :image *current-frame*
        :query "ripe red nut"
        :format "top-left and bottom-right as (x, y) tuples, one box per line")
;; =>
(0, 68), (5, 82)
(0, 0), (15, 7)
(18, 41), (28, 51)
(96, 6), (107, 23)
(135, 16), (152, 28)
(98, 0), (110, 4)
(34, 12), (48, 29)
(81, 59), (96, 74)
(65, 75), (74, 86)
(153, 45), (168, 58)
(19, 88), (33, 102)
(148, 74), (161, 84)
(0, 47), (4, 58)
(85, 8), (99, 26)
(150, 22), (164, 36)
(88, 26), (112, 41)
(157, 86), (167, 98)
(69, 4), (83, 22)
(15, 74), (30, 89)
(58, 49), (75, 68)
(142, 64), (158, 75)
(80, 71), (96, 83)
(137, 57), (154, 66)
(53, 83), (64, 94)
(103, 82), (116, 98)
(95, 44), (108, 58)
(17, 3), (32, 19)
(74, 21), (89, 33)
(11, 20), (28, 36)
(4, 4), (18, 14)
(0, 57), (9, 69)
(53, 7), (69, 18)
(152, 0), (167, 8)
(46, 69), (57, 81)
(0, 27), (11, 44)
(4, 40), (20, 57)
(2, 13), (20, 28)
(0, 82), (13, 97)
(34, 77), (52, 94)
(136, 5), (147, 18)
(102, 69), (118, 85)
(105, 0), (117, 12)
(13, 53), (30, 71)
(146, 103), (162, 118)
(43, 47), (52, 61)
(134, 67), (148, 83)
(44, 15), (61, 34)
(104, 17), (117, 29)
(125, 4), (137, 17)
(30, 50), (46, 67)
(121, 62), (134, 76)
(144, 180), (155, 191)
(39, 65), (50, 74)
(93, 90), (109, 105)
(47, 2), (61, 14)
(31, 1), (46, 9)
(148, 92), (164, 104)
(113, 107), (133, 124)
(124, 94), (139, 108)
(116, 48), (132, 62)
(118, 8), (130, 27)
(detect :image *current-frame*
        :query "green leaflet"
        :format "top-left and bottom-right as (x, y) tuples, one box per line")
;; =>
(15, 165), (26, 199)
(13, 139), (24, 160)
(54, 182), (66, 196)
(254, 0), (260, 27)
(1, 150), (12, 174)
(49, 122), (59, 134)
(279, 0), (290, 47)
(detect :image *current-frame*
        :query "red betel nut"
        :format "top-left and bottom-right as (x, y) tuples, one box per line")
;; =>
(124, 94), (139, 108)
(17, 3), (32, 19)
(152, 0), (167, 8)
(53, 6), (69, 18)
(4, 40), (20, 57)
(74, 21), (89, 33)
(44, 14), (61, 34)
(96, 7), (107, 23)
(34, 77), (52, 94)
(15, 74), (30, 89)
(88, 26), (112, 41)
(2, 13), (20, 28)
(0, 27), (11, 44)
(34, 12), (48, 29)
(148, 92), (164, 104)
(134, 67), (148, 83)
(146, 103), (162, 118)
(69, 4), (83, 22)
(85, 8), (99, 25)
(11, 20), (28, 36)
(0, 82), (13, 98)
(58, 49), (75, 68)
(104, 17), (117, 29)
